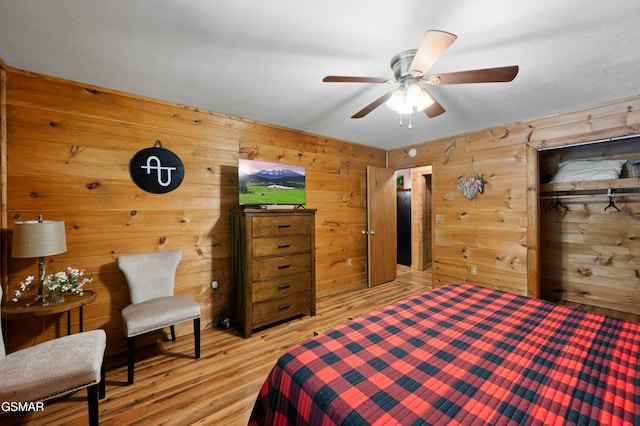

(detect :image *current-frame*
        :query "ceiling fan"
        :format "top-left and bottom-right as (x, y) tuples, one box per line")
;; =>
(323, 30), (519, 122)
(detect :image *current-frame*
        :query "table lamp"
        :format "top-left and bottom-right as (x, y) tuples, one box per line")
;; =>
(11, 215), (67, 306)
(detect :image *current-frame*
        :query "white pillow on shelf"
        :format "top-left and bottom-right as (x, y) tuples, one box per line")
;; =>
(550, 159), (627, 183)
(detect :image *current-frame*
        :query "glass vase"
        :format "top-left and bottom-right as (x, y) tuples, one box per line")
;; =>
(43, 291), (65, 306)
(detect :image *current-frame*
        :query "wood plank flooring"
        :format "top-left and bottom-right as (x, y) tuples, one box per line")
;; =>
(5, 267), (639, 425)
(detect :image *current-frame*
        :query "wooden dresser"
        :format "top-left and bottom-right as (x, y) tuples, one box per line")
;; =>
(230, 208), (316, 338)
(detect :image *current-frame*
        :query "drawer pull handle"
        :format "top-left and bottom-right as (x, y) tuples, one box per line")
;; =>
(278, 304), (292, 311)
(277, 283), (292, 290)
(277, 243), (291, 249)
(278, 263), (292, 269)
(277, 223), (291, 228)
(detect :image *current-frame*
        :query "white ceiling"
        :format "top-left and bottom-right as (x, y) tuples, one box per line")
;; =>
(1, 1), (639, 150)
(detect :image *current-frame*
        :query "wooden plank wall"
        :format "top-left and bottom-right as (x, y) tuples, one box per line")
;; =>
(0, 63), (7, 298)
(388, 96), (640, 301)
(389, 137), (529, 295)
(3, 61), (640, 355)
(0, 66), (385, 355)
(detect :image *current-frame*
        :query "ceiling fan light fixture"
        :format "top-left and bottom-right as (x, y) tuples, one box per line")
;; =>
(386, 88), (413, 114)
(385, 81), (433, 114)
(406, 83), (434, 110)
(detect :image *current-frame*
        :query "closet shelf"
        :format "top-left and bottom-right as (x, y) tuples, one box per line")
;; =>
(540, 177), (640, 195)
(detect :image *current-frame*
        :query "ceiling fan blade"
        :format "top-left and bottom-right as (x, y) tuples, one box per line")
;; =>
(422, 89), (446, 118)
(426, 65), (519, 85)
(351, 92), (392, 118)
(323, 76), (392, 84)
(409, 30), (457, 77)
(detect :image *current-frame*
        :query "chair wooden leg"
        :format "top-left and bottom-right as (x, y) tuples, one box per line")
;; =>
(99, 358), (106, 399)
(170, 325), (176, 342)
(87, 383), (99, 426)
(194, 318), (201, 359)
(127, 336), (136, 385)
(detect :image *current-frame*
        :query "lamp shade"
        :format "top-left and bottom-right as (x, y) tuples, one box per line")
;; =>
(12, 220), (67, 258)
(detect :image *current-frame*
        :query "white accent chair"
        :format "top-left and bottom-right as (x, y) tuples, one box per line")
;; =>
(118, 249), (201, 385)
(0, 286), (106, 426)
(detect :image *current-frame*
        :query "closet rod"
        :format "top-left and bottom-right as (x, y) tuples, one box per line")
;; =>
(537, 133), (640, 151)
(540, 191), (640, 200)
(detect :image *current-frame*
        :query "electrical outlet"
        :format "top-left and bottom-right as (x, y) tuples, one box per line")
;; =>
(520, 217), (528, 227)
(470, 265), (478, 275)
(435, 215), (445, 224)
(346, 258), (352, 266)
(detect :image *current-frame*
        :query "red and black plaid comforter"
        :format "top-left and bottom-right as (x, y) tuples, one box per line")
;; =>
(249, 284), (640, 425)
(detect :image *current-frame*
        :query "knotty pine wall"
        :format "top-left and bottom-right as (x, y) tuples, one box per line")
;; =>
(389, 96), (640, 307)
(0, 65), (385, 355)
(3, 61), (640, 356)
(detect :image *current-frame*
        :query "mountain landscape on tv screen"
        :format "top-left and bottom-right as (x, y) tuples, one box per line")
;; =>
(239, 164), (306, 205)
(253, 168), (305, 182)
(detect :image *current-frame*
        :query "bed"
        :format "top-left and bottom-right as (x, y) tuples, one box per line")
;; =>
(248, 283), (640, 425)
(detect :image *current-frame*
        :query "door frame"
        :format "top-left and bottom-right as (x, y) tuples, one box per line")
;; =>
(409, 166), (432, 271)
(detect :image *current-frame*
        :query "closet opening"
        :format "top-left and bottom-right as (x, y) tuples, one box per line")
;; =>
(537, 134), (640, 315)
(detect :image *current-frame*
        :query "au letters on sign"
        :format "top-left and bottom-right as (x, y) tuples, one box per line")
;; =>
(129, 141), (185, 194)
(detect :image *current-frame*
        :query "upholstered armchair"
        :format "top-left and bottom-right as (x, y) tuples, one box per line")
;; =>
(0, 287), (106, 426)
(118, 249), (201, 385)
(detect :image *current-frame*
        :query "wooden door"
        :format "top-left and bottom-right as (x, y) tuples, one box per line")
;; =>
(366, 166), (397, 287)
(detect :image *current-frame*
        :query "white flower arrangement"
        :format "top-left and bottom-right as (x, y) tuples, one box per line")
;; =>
(12, 267), (92, 302)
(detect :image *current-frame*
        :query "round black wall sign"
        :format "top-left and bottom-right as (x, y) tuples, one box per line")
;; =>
(129, 146), (184, 194)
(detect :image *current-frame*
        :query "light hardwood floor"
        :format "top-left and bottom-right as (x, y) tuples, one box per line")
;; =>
(5, 267), (639, 426)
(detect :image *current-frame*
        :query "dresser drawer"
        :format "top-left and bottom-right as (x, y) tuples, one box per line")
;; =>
(252, 272), (311, 302)
(252, 252), (311, 280)
(252, 290), (312, 327)
(253, 234), (311, 257)
(252, 215), (312, 237)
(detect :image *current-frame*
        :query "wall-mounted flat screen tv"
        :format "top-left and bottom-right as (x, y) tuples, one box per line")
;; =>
(238, 159), (306, 206)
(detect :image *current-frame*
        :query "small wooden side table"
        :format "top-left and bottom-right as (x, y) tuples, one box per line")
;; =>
(1, 290), (96, 335)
